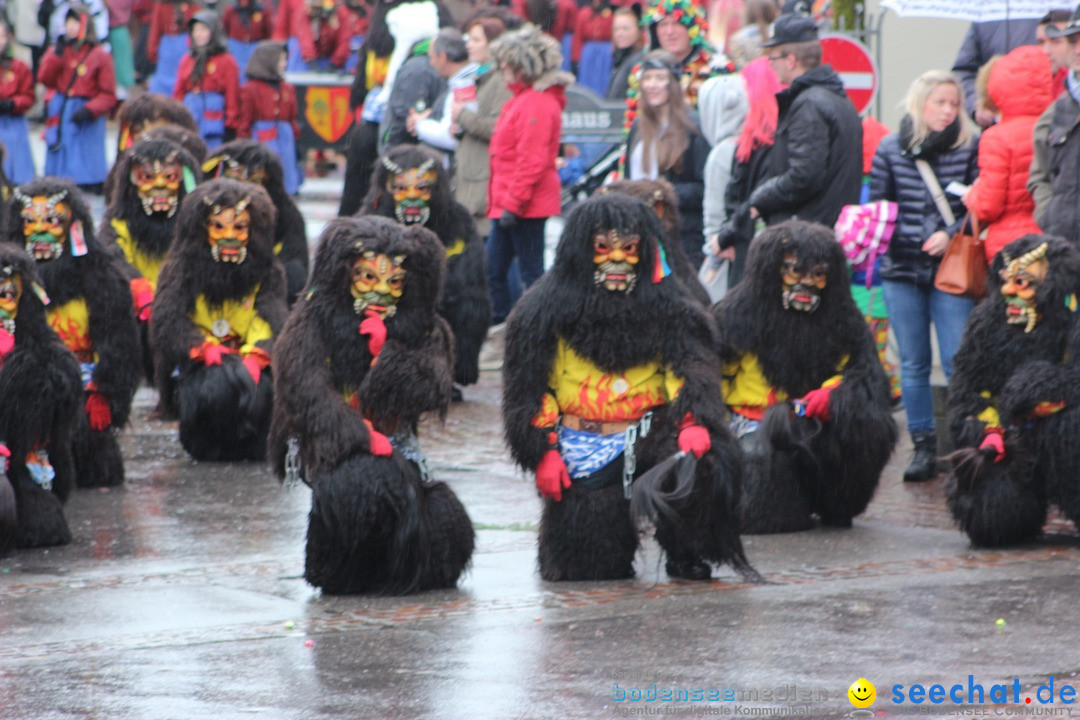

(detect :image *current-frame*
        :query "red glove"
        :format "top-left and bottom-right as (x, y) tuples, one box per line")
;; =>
(242, 356), (262, 384)
(241, 348), (271, 385)
(0, 328), (13, 357)
(359, 310), (387, 359)
(369, 427), (395, 455)
(130, 278), (154, 323)
(677, 414), (711, 459)
(536, 447), (571, 502)
(799, 386), (834, 422)
(0, 443), (9, 473)
(980, 431), (1005, 463)
(85, 391), (112, 431)
(190, 340), (234, 366)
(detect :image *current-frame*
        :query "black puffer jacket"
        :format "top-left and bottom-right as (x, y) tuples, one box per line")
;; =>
(748, 65), (862, 228)
(951, 19), (1039, 117)
(869, 130), (980, 287)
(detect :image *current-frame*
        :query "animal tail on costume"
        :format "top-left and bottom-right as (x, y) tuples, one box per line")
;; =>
(640, 445), (763, 583)
(946, 446), (994, 495)
(945, 440), (1045, 548)
(762, 404), (822, 470)
(304, 452), (427, 595)
(73, 425), (125, 488)
(0, 472), (16, 555)
(629, 451), (696, 524)
(690, 445), (762, 582)
(418, 480), (474, 590)
(178, 358), (273, 462)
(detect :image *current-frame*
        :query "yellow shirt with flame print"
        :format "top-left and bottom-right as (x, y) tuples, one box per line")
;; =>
(531, 338), (684, 427)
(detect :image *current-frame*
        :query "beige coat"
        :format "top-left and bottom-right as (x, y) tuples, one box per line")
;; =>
(452, 68), (513, 233)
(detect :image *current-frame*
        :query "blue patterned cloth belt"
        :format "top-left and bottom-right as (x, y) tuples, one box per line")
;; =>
(557, 425), (626, 479)
(729, 413), (761, 439)
(79, 362), (96, 390)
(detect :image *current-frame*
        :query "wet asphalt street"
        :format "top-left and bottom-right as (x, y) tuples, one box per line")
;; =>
(1, 173), (1079, 720)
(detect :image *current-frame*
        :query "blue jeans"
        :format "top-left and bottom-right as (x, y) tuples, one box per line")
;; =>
(487, 217), (547, 322)
(882, 280), (975, 433)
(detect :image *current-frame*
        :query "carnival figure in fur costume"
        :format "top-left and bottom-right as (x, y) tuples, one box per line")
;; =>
(713, 220), (897, 533)
(151, 179), (288, 461)
(361, 145), (491, 394)
(8, 179), (139, 489)
(204, 139), (310, 305)
(269, 215), (474, 594)
(104, 96), (200, 201)
(947, 235), (1080, 547)
(502, 194), (754, 582)
(599, 178), (711, 306)
(338, 0), (453, 216)
(0, 245), (82, 553)
(99, 138), (202, 381)
(115, 83), (199, 158)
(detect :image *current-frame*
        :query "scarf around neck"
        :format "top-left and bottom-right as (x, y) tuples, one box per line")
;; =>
(899, 113), (962, 160)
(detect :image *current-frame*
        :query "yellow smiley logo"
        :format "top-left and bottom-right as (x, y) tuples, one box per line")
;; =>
(848, 678), (876, 708)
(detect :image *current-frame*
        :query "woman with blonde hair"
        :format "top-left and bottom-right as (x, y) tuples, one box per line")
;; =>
(625, 50), (712, 266)
(869, 69), (980, 482)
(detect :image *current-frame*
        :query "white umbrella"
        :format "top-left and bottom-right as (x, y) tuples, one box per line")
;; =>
(880, 0), (1065, 22)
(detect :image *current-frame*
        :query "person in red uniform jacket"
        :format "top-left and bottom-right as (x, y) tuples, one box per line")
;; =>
(274, 0), (339, 70)
(147, 0), (201, 96)
(238, 41), (302, 194)
(0, 20), (36, 184)
(39, 5), (117, 192)
(510, 0), (577, 40)
(571, 0), (612, 65)
(334, 0), (371, 71)
(570, 0), (613, 95)
(964, 46), (1055, 262)
(174, 11), (240, 150)
(222, 0), (274, 82)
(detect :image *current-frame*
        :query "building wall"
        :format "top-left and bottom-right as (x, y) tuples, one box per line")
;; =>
(865, 1), (970, 131)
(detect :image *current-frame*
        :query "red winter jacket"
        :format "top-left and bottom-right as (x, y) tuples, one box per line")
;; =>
(571, 7), (613, 63)
(38, 43), (117, 118)
(0, 58), (35, 115)
(964, 45), (1053, 262)
(487, 80), (565, 219)
(237, 78), (299, 139)
(148, 2), (200, 63)
(173, 52), (241, 129)
(222, 3), (274, 43)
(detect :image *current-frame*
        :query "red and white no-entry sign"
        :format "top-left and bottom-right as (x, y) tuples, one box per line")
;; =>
(820, 34), (878, 116)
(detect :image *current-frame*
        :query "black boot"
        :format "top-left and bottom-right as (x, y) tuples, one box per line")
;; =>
(665, 555), (712, 581)
(903, 430), (938, 482)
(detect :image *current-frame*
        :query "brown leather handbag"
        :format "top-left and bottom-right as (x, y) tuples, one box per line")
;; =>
(934, 214), (987, 299)
(914, 159), (988, 299)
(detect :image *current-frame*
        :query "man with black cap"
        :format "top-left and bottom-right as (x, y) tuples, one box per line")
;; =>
(745, 13), (862, 230)
(1036, 8), (1073, 97)
(1029, 5), (1080, 245)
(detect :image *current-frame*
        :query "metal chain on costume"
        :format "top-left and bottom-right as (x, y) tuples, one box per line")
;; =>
(622, 411), (653, 499)
(284, 436), (302, 488)
(392, 432), (432, 483)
